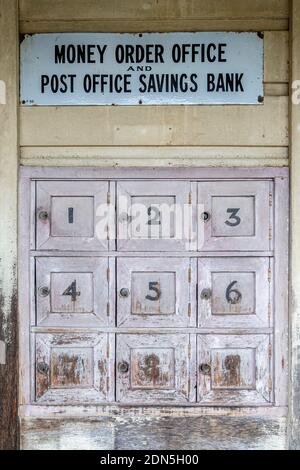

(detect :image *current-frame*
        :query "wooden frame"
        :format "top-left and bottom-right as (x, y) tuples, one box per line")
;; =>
(0, 0), (19, 450)
(19, 166), (289, 417)
(289, 0), (300, 450)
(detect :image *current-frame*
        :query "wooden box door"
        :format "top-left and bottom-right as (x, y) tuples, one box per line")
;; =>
(197, 334), (273, 406)
(117, 181), (195, 251)
(36, 181), (111, 251)
(35, 333), (115, 404)
(117, 257), (196, 327)
(116, 334), (196, 404)
(198, 181), (272, 251)
(198, 257), (271, 328)
(36, 257), (114, 327)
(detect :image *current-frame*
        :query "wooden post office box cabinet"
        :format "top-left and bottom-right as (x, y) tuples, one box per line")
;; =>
(36, 257), (115, 327)
(197, 334), (273, 406)
(36, 181), (112, 251)
(198, 181), (273, 251)
(198, 258), (272, 328)
(19, 168), (288, 412)
(116, 334), (196, 404)
(117, 181), (195, 251)
(117, 257), (196, 327)
(34, 333), (115, 404)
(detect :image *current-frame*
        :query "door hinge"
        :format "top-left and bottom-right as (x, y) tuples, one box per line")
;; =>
(188, 302), (192, 318)
(188, 342), (191, 359)
(107, 340), (110, 358)
(107, 267), (110, 282)
(268, 303), (272, 322)
(188, 267), (192, 283)
(107, 192), (111, 204)
(269, 192), (273, 207)
(107, 302), (110, 317)
(188, 191), (192, 205)
(268, 377), (272, 391)
(269, 228), (272, 241)
(107, 376), (110, 393)
(268, 268), (272, 283)
(268, 343), (272, 359)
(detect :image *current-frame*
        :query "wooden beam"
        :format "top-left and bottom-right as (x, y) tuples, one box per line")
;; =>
(19, 0), (289, 33)
(19, 18), (289, 34)
(0, 0), (19, 450)
(20, 145), (289, 168)
(19, 0), (289, 21)
(288, 0), (300, 450)
(19, 97), (288, 148)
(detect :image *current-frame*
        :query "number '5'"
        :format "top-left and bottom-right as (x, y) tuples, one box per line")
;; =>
(146, 282), (161, 301)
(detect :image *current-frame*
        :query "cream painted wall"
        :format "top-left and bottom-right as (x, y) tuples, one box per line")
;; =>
(19, 0), (289, 168)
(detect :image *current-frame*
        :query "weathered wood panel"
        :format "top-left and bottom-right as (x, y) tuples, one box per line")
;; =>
(289, 0), (300, 451)
(19, 0), (289, 21)
(0, 0), (19, 450)
(198, 258), (271, 329)
(36, 181), (110, 251)
(198, 180), (272, 251)
(19, 0), (289, 33)
(117, 258), (195, 327)
(34, 333), (115, 404)
(20, 146), (289, 168)
(116, 334), (194, 404)
(20, 416), (287, 450)
(20, 18), (289, 34)
(264, 32), (289, 83)
(19, 97), (288, 148)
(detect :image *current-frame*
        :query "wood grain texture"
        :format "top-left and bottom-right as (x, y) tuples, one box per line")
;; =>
(0, 0), (19, 450)
(117, 258), (195, 328)
(19, 168), (289, 448)
(35, 333), (115, 404)
(274, 177), (289, 407)
(18, 1), (289, 33)
(19, 0), (289, 21)
(35, 257), (113, 327)
(20, 146), (289, 168)
(264, 32), (289, 83)
(20, 415), (287, 450)
(20, 165), (289, 180)
(116, 333), (195, 404)
(198, 258), (271, 329)
(36, 181), (110, 251)
(19, 19), (290, 35)
(198, 180), (273, 251)
(19, 98), (288, 147)
(197, 334), (273, 406)
(289, 0), (300, 450)
(117, 181), (194, 251)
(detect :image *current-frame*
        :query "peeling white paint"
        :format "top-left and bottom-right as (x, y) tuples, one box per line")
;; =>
(0, 80), (6, 104)
(0, 340), (6, 364)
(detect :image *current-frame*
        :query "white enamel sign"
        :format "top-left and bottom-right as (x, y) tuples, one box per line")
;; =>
(20, 32), (263, 106)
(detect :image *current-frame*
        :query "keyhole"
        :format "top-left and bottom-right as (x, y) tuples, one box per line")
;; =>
(68, 207), (74, 224)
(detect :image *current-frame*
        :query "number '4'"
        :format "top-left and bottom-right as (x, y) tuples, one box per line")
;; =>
(63, 280), (81, 302)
